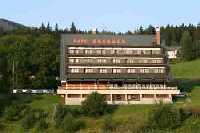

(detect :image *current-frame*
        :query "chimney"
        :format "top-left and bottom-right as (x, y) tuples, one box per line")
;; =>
(92, 28), (97, 34)
(155, 27), (160, 45)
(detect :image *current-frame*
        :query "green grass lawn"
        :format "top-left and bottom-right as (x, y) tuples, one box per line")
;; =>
(171, 59), (200, 79)
(189, 86), (200, 107)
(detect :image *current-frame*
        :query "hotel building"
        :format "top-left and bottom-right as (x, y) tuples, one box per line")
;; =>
(57, 28), (180, 105)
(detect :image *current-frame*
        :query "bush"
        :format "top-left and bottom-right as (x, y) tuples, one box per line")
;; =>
(35, 119), (48, 131)
(4, 104), (27, 121)
(62, 113), (85, 133)
(102, 115), (117, 132)
(21, 108), (48, 130)
(53, 104), (82, 128)
(81, 92), (108, 117)
(149, 104), (181, 130)
(22, 110), (36, 129)
(53, 104), (67, 127)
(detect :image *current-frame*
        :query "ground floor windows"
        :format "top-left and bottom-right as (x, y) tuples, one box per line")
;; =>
(156, 94), (169, 98)
(67, 94), (81, 98)
(142, 94), (154, 98)
(127, 94), (140, 101)
(112, 94), (125, 101)
(66, 94), (172, 102)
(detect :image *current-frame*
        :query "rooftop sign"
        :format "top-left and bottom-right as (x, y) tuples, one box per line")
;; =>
(73, 38), (126, 45)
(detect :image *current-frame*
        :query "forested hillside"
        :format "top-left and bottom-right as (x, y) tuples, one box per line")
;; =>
(1, 22), (200, 93)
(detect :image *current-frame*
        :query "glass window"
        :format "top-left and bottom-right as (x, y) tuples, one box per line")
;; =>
(127, 69), (136, 73)
(113, 58), (121, 63)
(126, 50), (132, 54)
(85, 68), (94, 73)
(71, 68), (80, 73)
(75, 50), (80, 54)
(113, 69), (121, 73)
(69, 59), (74, 63)
(97, 59), (107, 63)
(85, 49), (93, 54)
(154, 68), (164, 73)
(75, 59), (79, 63)
(100, 69), (108, 73)
(140, 68), (149, 73)
(69, 49), (74, 54)
(96, 49), (101, 54)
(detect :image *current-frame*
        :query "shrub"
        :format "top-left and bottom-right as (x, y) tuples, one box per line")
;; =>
(21, 108), (48, 130)
(21, 110), (36, 129)
(149, 104), (181, 130)
(102, 115), (117, 132)
(4, 104), (27, 121)
(53, 104), (67, 127)
(62, 113), (85, 133)
(81, 92), (108, 117)
(35, 119), (48, 131)
(4, 105), (17, 121)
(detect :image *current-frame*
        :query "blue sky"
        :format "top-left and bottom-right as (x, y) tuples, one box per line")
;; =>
(1, 0), (200, 32)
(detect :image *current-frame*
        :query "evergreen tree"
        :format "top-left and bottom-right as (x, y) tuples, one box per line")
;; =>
(139, 26), (144, 34)
(40, 22), (46, 31)
(47, 22), (52, 32)
(146, 25), (156, 34)
(55, 23), (59, 32)
(180, 31), (193, 61)
(70, 22), (77, 33)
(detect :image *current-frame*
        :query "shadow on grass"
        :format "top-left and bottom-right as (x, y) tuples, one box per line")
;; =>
(175, 78), (200, 92)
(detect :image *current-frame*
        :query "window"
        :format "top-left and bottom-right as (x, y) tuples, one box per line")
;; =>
(144, 50), (151, 55)
(100, 69), (108, 73)
(97, 59), (107, 63)
(143, 59), (148, 63)
(113, 58), (121, 63)
(140, 68), (149, 73)
(87, 58), (93, 63)
(75, 50), (80, 54)
(113, 69), (121, 73)
(126, 50), (132, 54)
(138, 59), (148, 63)
(127, 59), (135, 63)
(69, 59), (74, 63)
(85, 49), (93, 54)
(136, 50), (142, 55)
(71, 68), (80, 73)
(152, 50), (160, 55)
(75, 59), (79, 63)
(69, 49), (74, 54)
(127, 69), (136, 73)
(96, 49), (101, 54)
(85, 68), (94, 73)
(154, 68), (164, 73)
(102, 50), (106, 55)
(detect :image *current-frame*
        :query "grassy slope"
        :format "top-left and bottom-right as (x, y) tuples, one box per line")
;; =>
(171, 59), (200, 79)
(2, 60), (200, 132)
(1, 95), (62, 133)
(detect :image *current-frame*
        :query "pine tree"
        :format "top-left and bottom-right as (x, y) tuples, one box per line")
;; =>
(139, 26), (144, 34)
(47, 22), (52, 32)
(180, 31), (193, 61)
(55, 23), (59, 32)
(40, 22), (46, 31)
(70, 22), (77, 34)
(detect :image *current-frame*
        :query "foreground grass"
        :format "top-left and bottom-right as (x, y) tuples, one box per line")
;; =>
(171, 59), (200, 79)
(1, 86), (200, 133)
